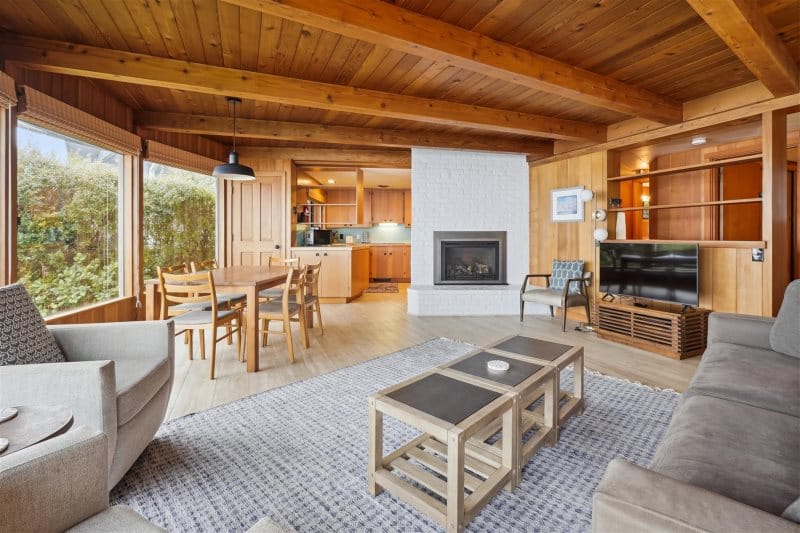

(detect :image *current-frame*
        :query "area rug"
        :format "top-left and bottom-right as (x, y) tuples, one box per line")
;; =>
(364, 282), (399, 293)
(111, 338), (679, 532)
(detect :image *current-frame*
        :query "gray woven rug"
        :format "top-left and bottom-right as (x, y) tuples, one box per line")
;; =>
(111, 338), (679, 532)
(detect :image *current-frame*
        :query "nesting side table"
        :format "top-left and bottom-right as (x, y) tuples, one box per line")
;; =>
(436, 349), (558, 486)
(369, 370), (516, 533)
(488, 335), (585, 428)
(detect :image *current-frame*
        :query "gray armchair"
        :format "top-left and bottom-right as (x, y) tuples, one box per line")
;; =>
(520, 260), (592, 331)
(0, 320), (174, 488)
(0, 426), (164, 532)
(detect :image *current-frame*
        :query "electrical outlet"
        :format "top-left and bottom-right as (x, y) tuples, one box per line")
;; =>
(752, 248), (764, 262)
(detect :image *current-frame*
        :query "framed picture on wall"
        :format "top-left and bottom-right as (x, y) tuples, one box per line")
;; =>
(551, 186), (585, 222)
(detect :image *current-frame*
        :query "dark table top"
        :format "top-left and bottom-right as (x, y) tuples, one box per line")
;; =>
(491, 335), (573, 361)
(386, 373), (502, 425)
(447, 350), (545, 387)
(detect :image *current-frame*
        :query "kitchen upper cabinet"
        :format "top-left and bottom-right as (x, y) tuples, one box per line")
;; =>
(354, 189), (372, 228)
(323, 189), (356, 227)
(371, 189), (405, 224)
(403, 189), (412, 227)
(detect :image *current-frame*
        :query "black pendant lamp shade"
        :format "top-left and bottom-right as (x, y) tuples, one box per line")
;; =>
(213, 97), (255, 181)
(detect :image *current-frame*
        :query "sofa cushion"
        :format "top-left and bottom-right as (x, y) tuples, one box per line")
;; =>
(771, 279), (800, 358)
(686, 342), (800, 417)
(115, 356), (171, 426)
(0, 283), (65, 365)
(650, 395), (800, 515)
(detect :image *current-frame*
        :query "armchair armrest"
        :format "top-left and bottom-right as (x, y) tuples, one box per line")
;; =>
(708, 312), (774, 351)
(563, 277), (591, 299)
(0, 426), (108, 532)
(49, 320), (175, 363)
(593, 459), (798, 533)
(521, 273), (551, 293)
(0, 361), (118, 472)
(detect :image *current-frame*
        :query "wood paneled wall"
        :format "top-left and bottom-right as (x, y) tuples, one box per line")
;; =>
(529, 152), (610, 289)
(45, 296), (138, 325)
(5, 65), (132, 130)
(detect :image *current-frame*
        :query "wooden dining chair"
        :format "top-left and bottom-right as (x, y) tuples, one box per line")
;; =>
(258, 266), (309, 364)
(259, 256), (301, 301)
(159, 270), (243, 379)
(302, 262), (324, 335)
(190, 258), (247, 347)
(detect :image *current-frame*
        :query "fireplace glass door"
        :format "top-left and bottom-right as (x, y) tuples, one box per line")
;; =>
(441, 241), (500, 283)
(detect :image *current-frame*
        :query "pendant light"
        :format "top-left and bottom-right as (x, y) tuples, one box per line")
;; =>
(212, 96), (255, 181)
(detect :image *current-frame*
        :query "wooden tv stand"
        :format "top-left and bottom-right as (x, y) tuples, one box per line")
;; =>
(594, 301), (710, 359)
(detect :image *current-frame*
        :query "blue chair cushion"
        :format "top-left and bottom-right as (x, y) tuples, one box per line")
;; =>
(550, 260), (584, 294)
(0, 283), (65, 365)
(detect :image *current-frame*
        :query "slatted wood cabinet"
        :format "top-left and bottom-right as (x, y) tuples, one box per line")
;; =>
(595, 301), (710, 359)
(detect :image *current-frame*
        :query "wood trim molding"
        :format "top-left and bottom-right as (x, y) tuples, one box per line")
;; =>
(0, 35), (605, 142)
(223, 0), (682, 124)
(135, 111), (554, 156)
(144, 140), (223, 175)
(17, 85), (141, 154)
(686, 0), (799, 97)
(529, 92), (800, 166)
(0, 69), (16, 108)
(238, 147), (411, 168)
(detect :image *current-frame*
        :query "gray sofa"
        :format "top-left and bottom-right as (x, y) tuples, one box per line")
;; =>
(0, 320), (175, 488)
(593, 280), (800, 532)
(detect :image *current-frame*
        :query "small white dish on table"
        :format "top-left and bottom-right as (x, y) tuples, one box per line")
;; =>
(487, 359), (510, 373)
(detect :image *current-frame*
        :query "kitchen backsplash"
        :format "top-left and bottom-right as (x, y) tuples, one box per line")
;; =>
(334, 225), (411, 244)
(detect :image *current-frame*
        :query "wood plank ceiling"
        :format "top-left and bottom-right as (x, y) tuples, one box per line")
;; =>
(0, 0), (796, 157)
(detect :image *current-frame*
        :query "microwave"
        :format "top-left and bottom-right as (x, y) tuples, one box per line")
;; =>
(305, 228), (332, 246)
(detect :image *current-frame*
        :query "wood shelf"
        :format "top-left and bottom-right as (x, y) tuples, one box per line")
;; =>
(608, 153), (762, 182)
(298, 203), (356, 207)
(603, 239), (766, 249)
(608, 197), (761, 212)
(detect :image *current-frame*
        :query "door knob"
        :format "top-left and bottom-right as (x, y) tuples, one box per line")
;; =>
(274, 244), (281, 249)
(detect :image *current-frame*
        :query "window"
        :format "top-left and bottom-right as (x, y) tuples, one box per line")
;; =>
(17, 121), (123, 314)
(143, 161), (216, 279)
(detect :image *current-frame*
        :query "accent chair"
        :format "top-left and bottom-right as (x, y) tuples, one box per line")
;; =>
(520, 260), (592, 331)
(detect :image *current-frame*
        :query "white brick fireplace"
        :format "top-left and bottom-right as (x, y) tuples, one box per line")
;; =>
(408, 148), (544, 315)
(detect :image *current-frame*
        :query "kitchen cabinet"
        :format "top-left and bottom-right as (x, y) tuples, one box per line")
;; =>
(403, 189), (412, 226)
(370, 244), (410, 281)
(371, 189), (405, 224)
(291, 246), (369, 301)
(322, 189), (356, 227)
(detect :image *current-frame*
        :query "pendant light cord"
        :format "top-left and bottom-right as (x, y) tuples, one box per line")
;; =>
(231, 99), (237, 153)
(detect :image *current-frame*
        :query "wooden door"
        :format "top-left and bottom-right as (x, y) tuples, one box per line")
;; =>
(389, 246), (404, 278)
(402, 246), (411, 279)
(370, 246), (390, 279)
(371, 190), (404, 223)
(388, 190), (405, 223)
(226, 172), (285, 266)
(720, 161), (762, 241)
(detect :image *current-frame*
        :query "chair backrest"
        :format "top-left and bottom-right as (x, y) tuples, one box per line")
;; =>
(304, 262), (322, 297)
(270, 256), (300, 268)
(274, 266), (307, 312)
(550, 260), (585, 294)
(190, 259), (218, 272)
(158, 262), (188, 275)
(158, 270), (216, 319)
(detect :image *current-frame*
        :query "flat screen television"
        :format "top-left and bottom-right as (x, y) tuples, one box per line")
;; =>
(599, 243), (699, 306)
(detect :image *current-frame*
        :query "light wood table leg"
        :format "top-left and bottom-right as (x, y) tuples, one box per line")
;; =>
(545, 370), (559, 444)
(368, 398), (383, 496)
(574, 352), (584, 414)
(503, 398), (521, 490)
(245, 285), (259, 372)
(446, 430), (465, 533)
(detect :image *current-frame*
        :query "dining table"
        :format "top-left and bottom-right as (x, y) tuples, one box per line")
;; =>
(145, 265), (291, 373)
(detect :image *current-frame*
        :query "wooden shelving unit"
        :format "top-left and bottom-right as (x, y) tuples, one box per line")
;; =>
(603, 239), (766, 249)
(609, 197), (762, 212)
(608, 153), (762, 182)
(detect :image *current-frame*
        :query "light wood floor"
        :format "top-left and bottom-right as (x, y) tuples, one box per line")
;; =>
(165, 285), (700, 420)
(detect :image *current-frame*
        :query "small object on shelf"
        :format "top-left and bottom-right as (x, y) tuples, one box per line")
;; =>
(0, 407), (18, 424)
(616, 213), (627, 240)
(609, 198), (622, 208)
(487, 360), (510, 373)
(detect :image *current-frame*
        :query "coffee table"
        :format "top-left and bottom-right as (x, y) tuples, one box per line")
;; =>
(437, 348), (558, 486)
(369, 370), (516, 533)
(487, 335), (584, 427)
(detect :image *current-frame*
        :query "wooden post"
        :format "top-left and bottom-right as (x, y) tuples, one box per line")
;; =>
(446, 429), (465, 533)
(355, 168), (364, 225)
(503, 398), (521, 490)
(762, 110), (790, 316)
(368, 397), (383, 496)
(1, 107), (17, 284)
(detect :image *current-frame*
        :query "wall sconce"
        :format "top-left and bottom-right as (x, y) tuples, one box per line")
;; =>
(580, 189), (594, 202)
(641, 194), (650, 220)
(593, 228), (609, 242)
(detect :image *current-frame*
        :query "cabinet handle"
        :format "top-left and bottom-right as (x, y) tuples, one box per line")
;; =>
(324, 252), (328, 256)
(315, 253), (320, 256)
(389, 253), (393, 256)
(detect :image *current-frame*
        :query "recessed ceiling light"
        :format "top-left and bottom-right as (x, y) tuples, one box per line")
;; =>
(327, 178), (335, 184)
(691, 136), (707, 146)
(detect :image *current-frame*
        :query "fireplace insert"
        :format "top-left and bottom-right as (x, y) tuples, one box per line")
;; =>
(434, 231), (507, 285)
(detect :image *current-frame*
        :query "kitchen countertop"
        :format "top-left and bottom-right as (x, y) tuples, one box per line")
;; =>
(291, 244), (369, 250)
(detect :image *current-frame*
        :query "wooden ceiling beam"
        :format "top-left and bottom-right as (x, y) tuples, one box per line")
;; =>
(686, 0), (799, 96)
(223, 0), (683, 124)
(0, 35), (605, 142)
(238, 147), (411, 168)
(135, 111), (553, 155)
